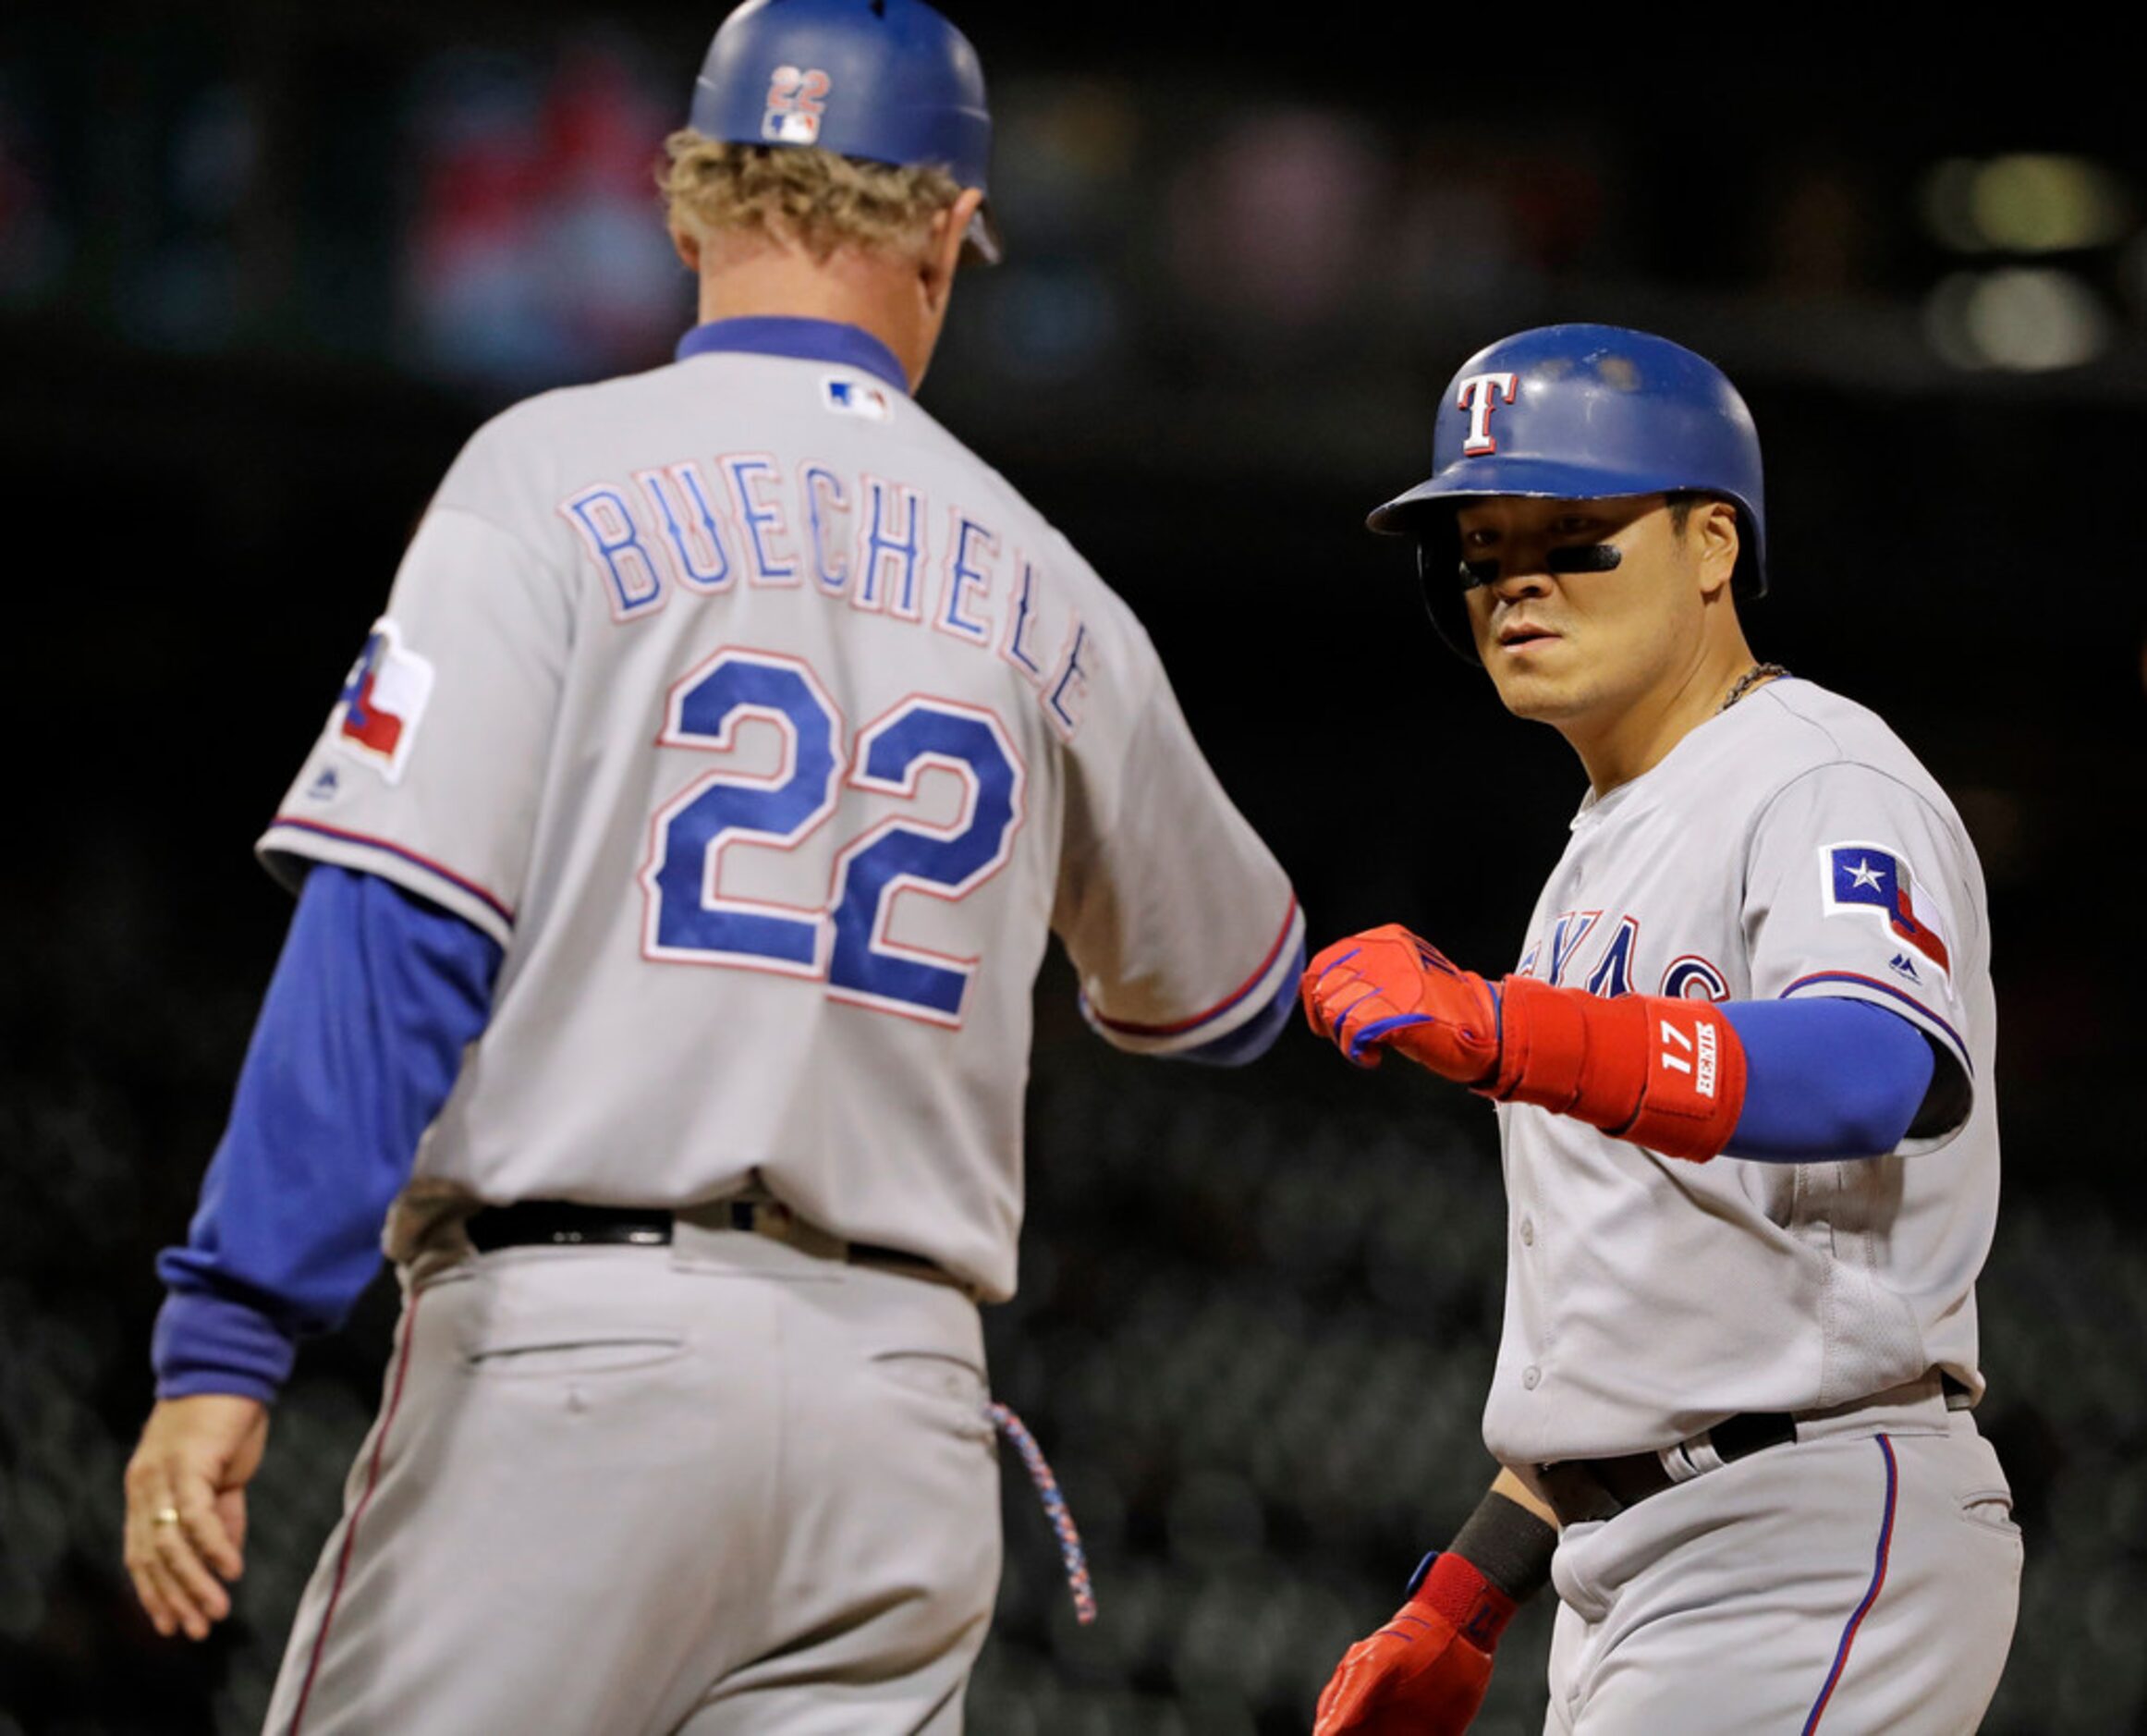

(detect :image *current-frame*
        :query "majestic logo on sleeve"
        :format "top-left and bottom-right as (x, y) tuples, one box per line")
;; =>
(1822, 843), (1952, 976)
(332, 618), (434, 784)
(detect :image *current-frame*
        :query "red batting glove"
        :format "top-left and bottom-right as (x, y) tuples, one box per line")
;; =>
(1312, 1553), (1514, 1736)
(1300, 924), (1502, 1081)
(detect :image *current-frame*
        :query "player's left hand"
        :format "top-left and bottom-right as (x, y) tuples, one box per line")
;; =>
(1300, 924), (1502, 1081)
(123, 1394), (270, 1640)
(1311, 1554), (1512, 1735)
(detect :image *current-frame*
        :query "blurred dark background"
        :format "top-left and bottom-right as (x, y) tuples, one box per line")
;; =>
(4, 6), (2144, 1732)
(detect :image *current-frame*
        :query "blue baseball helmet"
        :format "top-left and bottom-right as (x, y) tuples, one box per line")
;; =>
(1368, 324), (1766, 658)
(689, 0), (1000, 263)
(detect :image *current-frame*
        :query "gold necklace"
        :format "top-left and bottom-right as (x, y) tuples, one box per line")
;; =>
(1718, 662), (1789, 714)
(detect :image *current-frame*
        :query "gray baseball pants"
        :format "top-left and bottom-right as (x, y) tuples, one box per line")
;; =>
(262, 1225), (1002, 1734)
(1543, 1379), (2021, 1733)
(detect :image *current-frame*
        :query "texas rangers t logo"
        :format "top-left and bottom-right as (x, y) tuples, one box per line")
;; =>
(1821, 842), (1952, 975)
(1457, 371), (1519, 455)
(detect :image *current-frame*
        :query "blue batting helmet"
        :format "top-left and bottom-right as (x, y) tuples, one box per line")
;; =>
(689, 0), (1000, 263)
(1368, 324), (1766, 659)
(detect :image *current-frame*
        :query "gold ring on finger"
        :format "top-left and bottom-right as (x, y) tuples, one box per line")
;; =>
(152, 1506), (182, 1527)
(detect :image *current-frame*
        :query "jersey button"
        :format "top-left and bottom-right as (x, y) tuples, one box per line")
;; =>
(1520, 1216), (1536, 1248)
(1522, 1364), (1541, 1390)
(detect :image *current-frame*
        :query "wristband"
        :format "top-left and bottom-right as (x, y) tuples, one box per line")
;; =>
(1486, 975), (1748, 1163)
(1446, 1487), (1557, 1604)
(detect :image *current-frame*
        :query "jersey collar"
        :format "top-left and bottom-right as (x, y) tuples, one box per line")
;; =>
(675, 317), (910, 397)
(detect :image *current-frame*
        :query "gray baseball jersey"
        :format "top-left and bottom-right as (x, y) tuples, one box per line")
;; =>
(1482, 677), (1995, 1467)
(257, 336), (1300, 1302)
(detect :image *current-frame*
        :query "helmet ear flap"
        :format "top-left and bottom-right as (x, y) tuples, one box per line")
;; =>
(1414, 538), (1481, 666)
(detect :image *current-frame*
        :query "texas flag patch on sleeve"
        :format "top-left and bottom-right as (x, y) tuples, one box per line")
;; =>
(1820, 842), (1952, 977)
(330, 617), (433, 784)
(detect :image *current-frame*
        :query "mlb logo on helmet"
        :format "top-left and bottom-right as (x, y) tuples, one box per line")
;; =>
(762, 65), (831, 144)
(333, 618), (434, 785)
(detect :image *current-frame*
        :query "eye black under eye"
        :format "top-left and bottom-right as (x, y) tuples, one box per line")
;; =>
(1455, 545), (1622, 588)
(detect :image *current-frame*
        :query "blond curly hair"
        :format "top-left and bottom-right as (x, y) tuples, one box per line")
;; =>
(660, 131), (962, 263)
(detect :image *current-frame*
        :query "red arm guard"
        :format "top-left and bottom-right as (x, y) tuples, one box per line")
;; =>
(1487, 975), (1747, 1163)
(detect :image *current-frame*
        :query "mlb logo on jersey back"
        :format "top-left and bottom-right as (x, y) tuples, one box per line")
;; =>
(823, 376), (892, 422)
(332, 618), (433, 785)
(1821, 842), (1951, 976)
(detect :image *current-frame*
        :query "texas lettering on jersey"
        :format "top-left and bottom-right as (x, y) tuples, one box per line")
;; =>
(558, 452), (1096, 740)
(1515, 911), (1726, 1003)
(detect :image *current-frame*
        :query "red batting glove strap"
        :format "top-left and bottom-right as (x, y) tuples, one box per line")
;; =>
(1411, 1552), (1518, 1653)
(1486, 973), (1607, 1116)
(1488, 976), (1748, 1164)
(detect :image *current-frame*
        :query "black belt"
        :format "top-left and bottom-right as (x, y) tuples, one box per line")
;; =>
(1534, 1373), (1972, 1527)
(464, 1200), (970, 1296)
(1535, 1410), (1796, 1526)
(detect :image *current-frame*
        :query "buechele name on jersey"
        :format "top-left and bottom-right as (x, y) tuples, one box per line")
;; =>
(555, 441), (1096, 741)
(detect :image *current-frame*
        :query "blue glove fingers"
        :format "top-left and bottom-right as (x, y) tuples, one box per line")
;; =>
(1348, 1011), (1434, 1062)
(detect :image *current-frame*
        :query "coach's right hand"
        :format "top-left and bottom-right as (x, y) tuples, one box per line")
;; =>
(124, 1394), (269, 1638)
(1311, 1552), (1510, 1734)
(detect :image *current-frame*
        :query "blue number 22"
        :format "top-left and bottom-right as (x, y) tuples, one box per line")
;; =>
(642, 648), (1025, 1026)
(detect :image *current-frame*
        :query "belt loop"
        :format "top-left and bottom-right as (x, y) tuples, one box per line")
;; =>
(1658, 1434), (1723, 1485)
(730, 1197), (852, 1263)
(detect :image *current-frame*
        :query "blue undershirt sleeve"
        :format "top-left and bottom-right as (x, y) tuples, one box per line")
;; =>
(1721, 996), (1935, 1163)
(1177, 938), (1308, 1066)
(152, 865), (503, 1403)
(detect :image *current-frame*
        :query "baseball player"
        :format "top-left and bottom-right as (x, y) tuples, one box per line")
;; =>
(1299, 325), (2020, 1733)
(118, 4), (1304, 1730)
